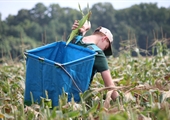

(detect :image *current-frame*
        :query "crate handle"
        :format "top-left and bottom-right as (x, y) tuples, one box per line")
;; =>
(54, 62), (82, 93)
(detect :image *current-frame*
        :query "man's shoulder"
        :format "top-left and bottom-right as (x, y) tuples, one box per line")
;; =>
(87, 44), (102, 52)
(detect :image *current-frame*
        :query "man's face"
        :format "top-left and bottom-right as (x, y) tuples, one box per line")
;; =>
(98, 36), (110, 51)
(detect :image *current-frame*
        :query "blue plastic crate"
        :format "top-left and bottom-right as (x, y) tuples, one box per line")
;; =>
(24, 41), (96, 106)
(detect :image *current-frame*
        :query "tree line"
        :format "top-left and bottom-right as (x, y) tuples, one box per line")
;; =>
(0, 2), (170, 62)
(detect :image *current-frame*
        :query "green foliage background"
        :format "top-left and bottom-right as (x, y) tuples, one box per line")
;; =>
(0, 2), (170, 62)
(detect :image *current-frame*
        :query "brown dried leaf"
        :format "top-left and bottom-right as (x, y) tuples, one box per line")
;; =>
(24, 106), (40, 117)
(3, 104), (12, 114)
(104, 91), (112, 109)
(124, 92), (135, 102)
(138, 114), (152, 120)
(107, 106), (124, 114)
(155, 79), (163, 89)
(161, 90), (170, 102)
(160, 101), (170, 109)
(112, 77), (124, 82)
(164, 74), (170, 80)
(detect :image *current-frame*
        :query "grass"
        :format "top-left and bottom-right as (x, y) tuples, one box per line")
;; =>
(0, 39), (170, 120)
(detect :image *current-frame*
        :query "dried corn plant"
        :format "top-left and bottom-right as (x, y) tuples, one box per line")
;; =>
(0, 20), (170, 120)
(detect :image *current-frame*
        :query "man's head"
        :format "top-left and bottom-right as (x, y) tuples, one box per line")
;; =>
(94, 26), (113, 56)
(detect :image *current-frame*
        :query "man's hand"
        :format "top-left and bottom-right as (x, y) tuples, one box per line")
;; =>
(72, 20), (91, 36)
(72, 20), (79, 30)
(101, 70), (120, 101)
(111, 90), (119, 100)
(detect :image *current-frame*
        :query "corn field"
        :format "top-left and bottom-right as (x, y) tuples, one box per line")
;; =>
(0, 38), (170, 120)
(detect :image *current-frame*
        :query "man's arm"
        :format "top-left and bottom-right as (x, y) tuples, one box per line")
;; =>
(101, 69), (119, 100)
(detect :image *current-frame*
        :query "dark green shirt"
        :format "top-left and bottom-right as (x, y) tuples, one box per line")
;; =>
(74, 37), (109, 82)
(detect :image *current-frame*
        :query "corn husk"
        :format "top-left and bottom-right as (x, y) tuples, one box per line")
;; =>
(66, 3), (92, 45)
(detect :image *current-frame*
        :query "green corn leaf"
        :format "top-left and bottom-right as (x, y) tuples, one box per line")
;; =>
(82, 102), (98, 117)
(78, 3), (84, 16)
(63, 110), (80, 118)
(66, 4), (92, 45)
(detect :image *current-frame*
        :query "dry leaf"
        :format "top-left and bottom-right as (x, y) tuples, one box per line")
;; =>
(138, 114), (152, 120)
(161, 90), (170, 102)
(104, 91), (112, 108)
(124, 92), (135, 102)
(112, 77), (124, 82)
